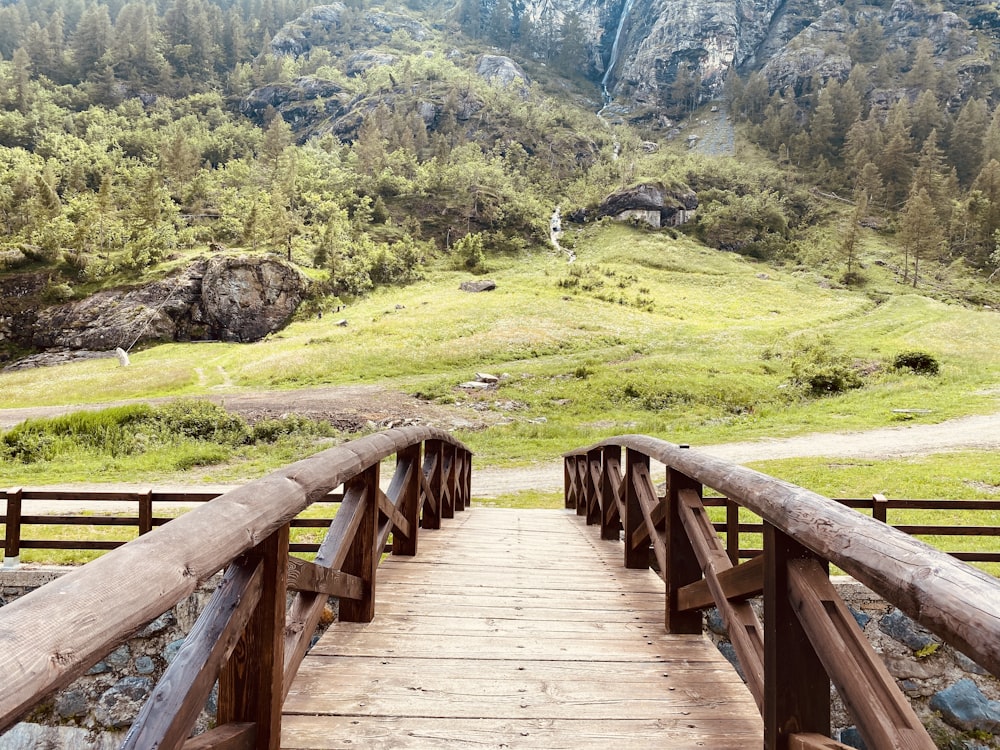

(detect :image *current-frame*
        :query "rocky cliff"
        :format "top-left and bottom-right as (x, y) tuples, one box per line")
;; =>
(501, 0), (989, 111)
(249, 1), (993, 129)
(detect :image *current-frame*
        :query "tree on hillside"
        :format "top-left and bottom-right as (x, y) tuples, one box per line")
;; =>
(900, 186), (944, 287)
(949, 98), (989, 186)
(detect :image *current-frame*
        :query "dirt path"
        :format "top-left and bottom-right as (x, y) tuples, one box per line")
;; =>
(0, 385), (498, 433)
(3, 390), (999, 500)
(473, 411), (1000, 496)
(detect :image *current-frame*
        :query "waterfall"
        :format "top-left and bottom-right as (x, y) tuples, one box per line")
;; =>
(601, 0), (636, 103)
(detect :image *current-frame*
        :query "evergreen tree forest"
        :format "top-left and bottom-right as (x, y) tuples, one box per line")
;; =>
(726, 9), (1000, 283)
(0, 0), (999, 339)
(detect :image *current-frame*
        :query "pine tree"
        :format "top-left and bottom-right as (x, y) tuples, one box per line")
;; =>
(877, 103), (914, 208)
(912, 130), (957, 224)
(905, 38), (938, 91)
(900, 187), (943, 287)
(71, 4), (113, 81)
(949, 98), (989, 186)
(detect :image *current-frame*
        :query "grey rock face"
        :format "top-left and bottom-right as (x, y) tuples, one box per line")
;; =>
(475, 55), (531, 89)
(271, 4), (345, 57)
(27, 256), (307, 356)
(346, 51), (398, 77)
(598, 182), (698, 227)
(201, 256), (308, 343)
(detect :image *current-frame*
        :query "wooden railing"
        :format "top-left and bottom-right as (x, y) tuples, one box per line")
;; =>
(5, 488), (997, 567)
(564, 436), (1000, 750)
(1, 488), (344, 565)
(698, 494), (1000, 564)
(0, 427), (471, 748)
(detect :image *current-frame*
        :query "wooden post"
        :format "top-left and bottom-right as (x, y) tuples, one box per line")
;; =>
(726, 499), (740, 565)
(3, 489), (22, 568)
(623, 450), (649, 569)
(218, 523), (289, 750)
(441, 443), (455, 519)
(575, 456), (587, 516)
(339, 463), (380, 623)
(393, 445), (421, 557)
(564, 457), (575, 510)
(665, 469), (703, 634)
(600, 446), (622, 541)
(138, 490), (153, 536)
(465, 449), (473, 508)
(872, 494), (888, 524)
(454, 450), (467, 512)
(764, 523), (830, 750)
(421, 440), (442, 530)
(586, 448), (602, 527)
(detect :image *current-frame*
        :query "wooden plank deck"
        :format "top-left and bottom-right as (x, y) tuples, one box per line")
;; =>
(282, 508), (763, 749)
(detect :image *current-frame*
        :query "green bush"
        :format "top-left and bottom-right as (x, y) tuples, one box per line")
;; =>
(154, 400), (251, 445)
(893, 350), (940, 375)
(788, 339), (865, 396)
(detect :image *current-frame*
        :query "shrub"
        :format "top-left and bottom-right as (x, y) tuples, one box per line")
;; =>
(154, 400), (251, 445)
(893, 350), (939, 375)
(788, 338), (865, 396)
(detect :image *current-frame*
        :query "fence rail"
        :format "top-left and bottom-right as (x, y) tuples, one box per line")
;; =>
(564, 436), (1000, 750)
(0, 488), (348, 564)
(697, 494), (1000, 565)
(0, 427), (472, 748)
(5, 489), (997, 566)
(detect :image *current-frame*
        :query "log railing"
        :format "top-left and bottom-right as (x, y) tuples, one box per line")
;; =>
(0, 427), (471, 748)
(564, 436), (1000, 750)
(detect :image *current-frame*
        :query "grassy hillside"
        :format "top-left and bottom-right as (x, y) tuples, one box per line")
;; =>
(3, 221), (998, 473)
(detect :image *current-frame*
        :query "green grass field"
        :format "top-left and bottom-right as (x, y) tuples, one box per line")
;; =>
(2, 222), (998, 561)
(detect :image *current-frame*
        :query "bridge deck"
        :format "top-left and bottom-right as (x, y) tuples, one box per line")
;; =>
(282, 508), (762, 749)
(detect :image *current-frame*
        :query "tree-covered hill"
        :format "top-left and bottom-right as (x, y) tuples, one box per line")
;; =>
(0, 0), (999, 365)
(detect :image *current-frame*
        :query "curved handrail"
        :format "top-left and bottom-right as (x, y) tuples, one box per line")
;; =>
(568, 434), (1000, 676)
(565, 435), (1000, 749)
(0, 426), (470, 741)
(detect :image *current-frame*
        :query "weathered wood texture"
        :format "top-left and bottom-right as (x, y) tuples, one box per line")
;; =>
(565, 436), (1000, 679)
(565, 436), (1000, 750)
(0, 427), (470, 738)
(282, 508), (762, 749)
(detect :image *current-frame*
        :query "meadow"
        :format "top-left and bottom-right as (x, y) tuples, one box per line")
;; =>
(2, 221), (999, 566)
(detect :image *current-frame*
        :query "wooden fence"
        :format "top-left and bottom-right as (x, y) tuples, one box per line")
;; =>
(564, 436), (1000, 750)
(0, 427), (472, 748)
(4, 487), (997, 567)
(1, 488), (344, 566)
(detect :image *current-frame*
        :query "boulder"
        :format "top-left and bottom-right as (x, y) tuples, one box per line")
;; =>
(598, 183), (698, 228)
(460, 280), (497, 293)
(475, 55), (530, 90)
(201, 256), (308, 343)
(929, 679), (1000, 734)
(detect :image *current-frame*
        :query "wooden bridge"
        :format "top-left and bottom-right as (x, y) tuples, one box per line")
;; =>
(1, 427), (999, 749)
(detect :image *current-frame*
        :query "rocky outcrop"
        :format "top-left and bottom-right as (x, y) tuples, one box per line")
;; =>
(598, 183), (698, 228)
(270, 4), (345, 57)
(240, 76), (347, 133)
(475, 55), (530, 90)
(346, 51), (398, 77)
(201, 256), (308, 343)
(26, 256), (307, 355)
